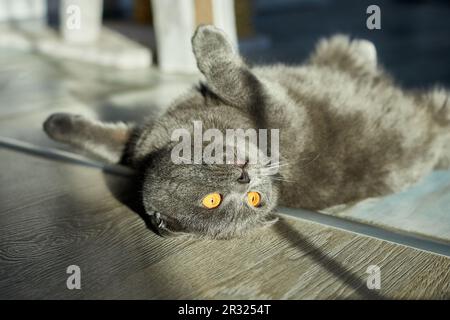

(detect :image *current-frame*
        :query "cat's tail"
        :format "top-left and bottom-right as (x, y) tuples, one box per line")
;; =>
(419, 87), (450, 170)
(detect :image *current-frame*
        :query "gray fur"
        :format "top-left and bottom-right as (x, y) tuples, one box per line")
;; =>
(43, 25), (450, 239)
(43, 113), (133, 163)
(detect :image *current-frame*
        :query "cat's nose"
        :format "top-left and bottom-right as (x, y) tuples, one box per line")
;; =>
(237, 169), (250, 184)
(236, 159), (248, 169)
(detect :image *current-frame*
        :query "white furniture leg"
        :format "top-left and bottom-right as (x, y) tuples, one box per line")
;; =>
(151, 0), (238, 73)
(59, 0), (103, 44)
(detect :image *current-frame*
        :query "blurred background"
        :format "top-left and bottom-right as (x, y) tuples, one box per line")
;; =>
(38, 0), (450, 87)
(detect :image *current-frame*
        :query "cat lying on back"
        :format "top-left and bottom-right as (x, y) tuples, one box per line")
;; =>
(44, 25), (450, 239)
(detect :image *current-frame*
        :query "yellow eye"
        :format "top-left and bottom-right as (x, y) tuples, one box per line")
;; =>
(202, 192), (222, 209)
(247, 191), (261, 207)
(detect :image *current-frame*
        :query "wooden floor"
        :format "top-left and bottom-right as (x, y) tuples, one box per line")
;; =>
(0, 28), (450, 299)
(0, 148), (449, 299)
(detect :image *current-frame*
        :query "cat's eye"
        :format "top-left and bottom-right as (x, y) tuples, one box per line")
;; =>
(202, 192), (222, 209)
(247, 191), (261, 207)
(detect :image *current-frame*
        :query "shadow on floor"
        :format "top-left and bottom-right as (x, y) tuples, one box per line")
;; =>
(274, 218), (385, 299)
(102, 171), (164, 236)
(103, 168), (386, 299)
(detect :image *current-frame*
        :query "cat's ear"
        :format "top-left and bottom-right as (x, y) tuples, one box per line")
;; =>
(146, 211), (189, 238)
(191, 25), (262, 109)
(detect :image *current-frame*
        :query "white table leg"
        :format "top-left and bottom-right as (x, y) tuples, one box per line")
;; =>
(60, 0), (103, 44)
(151, 0), (237, 73)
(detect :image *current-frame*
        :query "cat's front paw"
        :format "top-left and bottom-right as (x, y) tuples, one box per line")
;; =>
(43, 113), (84, 142)
(192, 25), (235, 64)
(350, 39), (377, 67)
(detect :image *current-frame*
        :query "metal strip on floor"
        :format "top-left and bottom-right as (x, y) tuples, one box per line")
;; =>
(279, 207), (450, 258)
(0, 136), (134, 177)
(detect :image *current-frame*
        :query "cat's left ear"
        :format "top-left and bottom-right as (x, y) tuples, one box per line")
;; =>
(192, 25), (262, 109)
(146, 211), (189, 238)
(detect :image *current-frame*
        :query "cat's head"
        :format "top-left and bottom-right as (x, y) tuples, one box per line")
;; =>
(138, 25), (282, 238)
(141, 144), (280, 239)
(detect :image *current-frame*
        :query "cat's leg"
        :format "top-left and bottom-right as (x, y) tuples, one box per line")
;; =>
(424, 87), (450, 126)
(43, 113), (134, 163)
(424, 88), (450, 169)
(191, 25), (300, 130)
(191, 25), (262, 109)
(435, 137), (450, 169)
(308, 35), (379, 78)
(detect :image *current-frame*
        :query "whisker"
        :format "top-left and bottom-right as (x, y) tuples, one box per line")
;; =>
(265, 160), (288, 165)
(265, 163), (290, 169)
(270, 177), (296, 183)
(298, 153), (320, 169)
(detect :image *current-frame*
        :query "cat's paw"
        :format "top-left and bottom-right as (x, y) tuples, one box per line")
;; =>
(43, 113), (84, 142)
(350, 39), (377, 67)
(311, 35), (377, 72)
(192, 25), (235, 65)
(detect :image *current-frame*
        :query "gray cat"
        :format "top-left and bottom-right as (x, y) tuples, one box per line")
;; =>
(43, 25), (450, 239)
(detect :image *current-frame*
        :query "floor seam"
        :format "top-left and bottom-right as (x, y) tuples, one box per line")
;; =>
(0, 135), (134, 177)
(279, 207), (450, 258)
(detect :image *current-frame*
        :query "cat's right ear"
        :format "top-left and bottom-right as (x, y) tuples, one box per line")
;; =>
(146, 211), (189, 238)
(191, 25), (262, 109)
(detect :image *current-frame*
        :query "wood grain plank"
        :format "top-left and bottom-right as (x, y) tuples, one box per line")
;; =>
(0, 148), (449, 299)
(0, 148), (196, 299)
(0, 77), (194, 150)
(0, 49), (196, 120)
(0, 50), (197, 158)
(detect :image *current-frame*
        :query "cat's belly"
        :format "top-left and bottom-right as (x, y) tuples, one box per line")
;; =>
(257, 64), (447, 210)
(276, 132), (442, 210)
